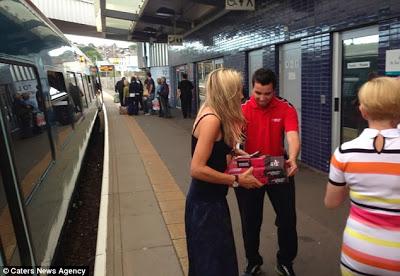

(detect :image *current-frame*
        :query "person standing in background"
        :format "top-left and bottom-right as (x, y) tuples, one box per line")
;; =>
(178, 73), (194, 118)
(159, 77), (171, 118)
(115, 76), (125, 105)
(145, 72), (155, 115)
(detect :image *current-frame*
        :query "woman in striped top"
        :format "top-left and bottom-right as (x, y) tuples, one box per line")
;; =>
(325, 77), (400, 275)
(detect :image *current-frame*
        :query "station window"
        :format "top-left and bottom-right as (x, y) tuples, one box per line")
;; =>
(0, 62), (53, 201)
(47, 71), (74, 149)
(197, 59), (223, 107)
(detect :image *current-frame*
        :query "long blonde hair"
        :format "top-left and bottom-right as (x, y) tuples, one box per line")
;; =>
(199, 68), (245, 146)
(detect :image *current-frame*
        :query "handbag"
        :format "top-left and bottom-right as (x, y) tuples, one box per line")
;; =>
(35, 112), (46, 127)
(152, 99), (160, 111)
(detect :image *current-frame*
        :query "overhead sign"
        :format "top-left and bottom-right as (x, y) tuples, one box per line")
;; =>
(385, 49), (400, 75)
(99, 65), (114, 72)
(168, 35), (183, 46)
(347, 61), (370, 69)
(14, 80), (37, 94)
(225, 0), (255, 11)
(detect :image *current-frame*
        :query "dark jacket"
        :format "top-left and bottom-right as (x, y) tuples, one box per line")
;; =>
(115, 80), (124, 94)
(160, 83), (169, 98)
(129, 81), (141, 96)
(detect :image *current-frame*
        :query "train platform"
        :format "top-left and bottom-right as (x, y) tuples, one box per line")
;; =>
(95, 89), (348, 276)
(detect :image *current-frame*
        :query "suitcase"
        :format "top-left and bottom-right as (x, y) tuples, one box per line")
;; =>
(128, 102), (138, 115)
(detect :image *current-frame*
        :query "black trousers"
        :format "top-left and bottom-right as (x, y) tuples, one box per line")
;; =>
(180, 95), (192, 118)
(118, 91), (124, 106)
(234, 176), (297, 265)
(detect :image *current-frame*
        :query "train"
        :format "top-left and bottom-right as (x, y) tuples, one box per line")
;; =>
(0, 0), (103, 268)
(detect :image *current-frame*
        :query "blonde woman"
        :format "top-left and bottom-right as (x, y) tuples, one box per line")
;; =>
(122, 78), (129, 106)
(325, 77), (400, 275)
(185, 68), (263, 276)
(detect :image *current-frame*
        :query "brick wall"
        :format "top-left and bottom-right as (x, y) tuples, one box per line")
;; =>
(301, 34), (332, 171)
(167, 0), (400, 172)
(170, 0), (400, 66)
(223, 52), (248, 96)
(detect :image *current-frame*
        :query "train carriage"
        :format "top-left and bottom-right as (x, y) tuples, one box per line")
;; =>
(0, 0), (102, 268)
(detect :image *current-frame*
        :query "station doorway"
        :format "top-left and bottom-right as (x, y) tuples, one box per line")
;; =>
(279, 41), (302, 158)
(196, 58), (223, 108)
(248, 49), (264, 95)
(174, 65), (188, 109)
(332, 26), (379, 149)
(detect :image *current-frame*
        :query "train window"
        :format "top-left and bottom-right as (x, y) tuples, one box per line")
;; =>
(76, 73), (89, 107)
(47, 71), (74, 148)
(82, 75), (92, 102)
(86, 76), (95, 99)
(66, 72), (85, 118)
(0, 62), (53, 201)
(0, 170), (21, 265)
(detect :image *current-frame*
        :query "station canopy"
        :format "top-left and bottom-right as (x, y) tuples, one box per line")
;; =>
(95, 0), (227, 43)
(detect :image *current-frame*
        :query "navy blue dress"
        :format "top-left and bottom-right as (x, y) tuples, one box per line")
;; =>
(185, 113), (238, 276)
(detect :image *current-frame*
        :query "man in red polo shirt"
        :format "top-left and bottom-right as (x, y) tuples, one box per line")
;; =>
(236, 68), (300, 276)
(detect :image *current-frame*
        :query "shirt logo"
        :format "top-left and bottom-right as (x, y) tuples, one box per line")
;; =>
(271, 118), (281, 123)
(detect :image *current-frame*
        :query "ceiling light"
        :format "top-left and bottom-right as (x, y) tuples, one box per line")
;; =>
(156, 7), (175, 17)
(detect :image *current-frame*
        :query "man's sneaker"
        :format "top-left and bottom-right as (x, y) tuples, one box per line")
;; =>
(242, 263), (262, 276)
(275, 263), (296, 276)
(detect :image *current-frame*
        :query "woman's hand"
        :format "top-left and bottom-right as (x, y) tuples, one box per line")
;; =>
(238, 167), (263, 189)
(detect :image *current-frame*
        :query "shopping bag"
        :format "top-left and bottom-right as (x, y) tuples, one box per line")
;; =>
(35, 112), (46, 127)
(152, 99), (160, 111)
(114, 93), (120, 103)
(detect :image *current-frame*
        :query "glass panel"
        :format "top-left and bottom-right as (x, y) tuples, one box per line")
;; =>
(105, 17), (131, 30)
(0, 169), (21, 265)
(106, 0), (142, 13)
(0, 63), (52, 201)
(66, 72), (84, 118)
(86, 76), (95, 100)
(341, 34), (378, 143)
(197, 60), (213, 107)
(83, 76), (91, 102)
(76, 73), (88, 108)
(47, 71), (74, 149)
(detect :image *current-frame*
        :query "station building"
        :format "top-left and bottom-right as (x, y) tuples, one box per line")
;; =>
(138, 0), (400, 172)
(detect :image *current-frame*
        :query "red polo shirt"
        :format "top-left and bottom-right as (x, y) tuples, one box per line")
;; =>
(242, 96), (299, 156)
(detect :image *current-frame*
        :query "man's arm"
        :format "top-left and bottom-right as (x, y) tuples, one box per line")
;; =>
(286, 130), (300, 176)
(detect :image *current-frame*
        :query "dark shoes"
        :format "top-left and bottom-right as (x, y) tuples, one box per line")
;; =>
(242, 262), (262, 276)
(275, 263), (296, 276)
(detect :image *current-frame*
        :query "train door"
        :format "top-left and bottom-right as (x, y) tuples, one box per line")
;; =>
(332, 26), (379, 149)
(248, 49), (264, 95)
(0, 63), (39, 268)
(279, 41), (302, 158)
(174, 65), (187, 109)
